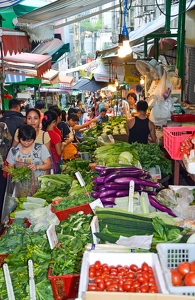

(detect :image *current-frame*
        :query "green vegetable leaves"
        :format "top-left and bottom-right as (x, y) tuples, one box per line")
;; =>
(152, 217), (182, 243)
(7, 166), (32, 182)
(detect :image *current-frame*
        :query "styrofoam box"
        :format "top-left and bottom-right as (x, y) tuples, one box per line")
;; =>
(169, 185), (195, 191)
(157, 243), (195, 295)
(78, 251), (169, 299)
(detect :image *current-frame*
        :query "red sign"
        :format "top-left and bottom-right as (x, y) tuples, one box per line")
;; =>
(86, 59), (95, 63)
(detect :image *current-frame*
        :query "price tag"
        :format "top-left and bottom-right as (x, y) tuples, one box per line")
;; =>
(75, 171), (85, 187)
(90, 216), (100, 244)
(46, 224), (58, 249)
(89, 198), (104, 213)
(128, 180), (134, 213)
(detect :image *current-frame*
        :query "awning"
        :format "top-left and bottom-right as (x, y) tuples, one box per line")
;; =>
(27, 87), (72, 95)
(72, 78), (108, 92)
(0, 27), (31, 55)
(5, 71), (26, 83)
(58, 75), (74, 87)
(2, 52), (52, 79)
(0, 0), (23, 9)
(32, 38), (64, 56)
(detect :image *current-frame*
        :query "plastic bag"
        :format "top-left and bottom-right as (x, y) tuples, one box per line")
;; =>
(172, 188), (195, 219)
(156, 189), (177, 208)
(97, 134), (115, 146)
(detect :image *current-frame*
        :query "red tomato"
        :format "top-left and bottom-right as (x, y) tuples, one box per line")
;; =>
(136, 270), (142, 276)
(184, 271), (195, 286)
(116, 264), (122, 270)
(141, 285), (149, 293)
(118, 284), (124, 292)
(102, 265), (110, 273)
(89, 266), (96, 273)
(177, 262), (191, 277)
(98, 281), (105, 291)
(191, 261), (195, 272)
(110, 269), (118, 276)
(118, 268), (126, 276)
(101, 272), (109, 278)
(94, 261), (101, 270)
(111, 276), (119, 282)
(170, 269), (183, 286)
(130, 264), (138, 272)
(142, 271), (149, 280)
(118, 278), (125, 285)
(102, 263), (108, 268)
(95, 270), (102, 277)
(149, 287), (157, 293)
(149, 277), (155, 283)
(124, 279), (133, 285)
(105, 280), (113, 287)
(94, 277), (103, 284)
(117, 273), (124, 278)
(123, 283), (131, 291)
(88, 285), (101, 291)
(103, 275), (111, 282)
(142, 281), (149, 287)
(148, 266), (153, 271)
(137, 276), (148, 284)
(124, 265), (130, 272)
(89, 271), (95, 279)
(130, 286), (135, 292)
(109, 265), (116, 270)
(132, 281), (141, 288)
(126, 271), (135, 279)
(109, 283), (119, 289)
(142, 262), (149, 272)
(106, 286), (116, 292)
(135, 286), (141, 292)
(89, 264), (95, 269)
(149, 281), (156, 287)
(149, 284), (157, 290)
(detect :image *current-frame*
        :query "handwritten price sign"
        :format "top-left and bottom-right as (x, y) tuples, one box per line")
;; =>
(46, 224), (58, 249)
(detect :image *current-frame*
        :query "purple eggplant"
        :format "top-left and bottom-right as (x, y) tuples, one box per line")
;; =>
(96, 176), (105, 184)
(114, 177), (161, 188)
(100, 197), (115, 204)
(100, 167), (140, 177)
(99, 190), (118, 198)
(104, 182), (129, 190)
(104, 170), (144, 184)
(91, 192), (100, 198)
(143, 190), (156, 196)
(148, 195), (177, 217)
(103, 204), (115, 208)
(92, 186), (99, 191)
(99, 186), (106, 192)
(94, 166), (106, 171)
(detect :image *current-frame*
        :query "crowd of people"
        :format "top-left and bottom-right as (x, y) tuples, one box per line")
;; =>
(0, 93), (156, 218)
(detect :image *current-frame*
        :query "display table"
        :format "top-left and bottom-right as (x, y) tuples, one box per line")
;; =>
(174, 160), (195, 185)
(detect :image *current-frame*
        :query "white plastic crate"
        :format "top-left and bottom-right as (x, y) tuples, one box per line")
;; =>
(78, 251), (168, 299)
(157, 243), (195, 295)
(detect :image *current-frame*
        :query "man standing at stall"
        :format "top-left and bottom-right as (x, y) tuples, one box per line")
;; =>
(126, 101), (156, 144)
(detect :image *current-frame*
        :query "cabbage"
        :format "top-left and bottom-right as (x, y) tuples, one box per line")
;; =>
(104, 155), (119, 165)
(119, 152), (133, 164)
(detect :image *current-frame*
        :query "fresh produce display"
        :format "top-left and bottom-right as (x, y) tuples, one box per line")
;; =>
(94, 141), (172, 175)
(88, 261), (158, 293)
(60, 158), (90, 175)
(83, 116), (127, 138)
(94, 208), (185, 248)
(171, 261), (195, 286)
(52, 193), (94, 212)
(78, 137), (98, 160)
(33, 174), (73, 203)
(7, 166), (32, 182)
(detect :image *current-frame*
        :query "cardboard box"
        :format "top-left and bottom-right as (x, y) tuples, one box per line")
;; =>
(78, 251), (168, 299)
(83, 292), (195, 300)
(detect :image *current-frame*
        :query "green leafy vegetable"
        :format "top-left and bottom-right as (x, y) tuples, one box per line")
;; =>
(7, 166), (32, 182)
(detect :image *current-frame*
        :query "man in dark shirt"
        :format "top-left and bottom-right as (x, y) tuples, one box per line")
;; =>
(96, 108), (108, 124)
(0, 99), (24, 139)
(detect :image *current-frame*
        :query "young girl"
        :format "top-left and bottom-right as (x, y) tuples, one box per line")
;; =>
(12, 108), (50, 153)
(42, 111), (66, 173)
(84, 107), (96, 128)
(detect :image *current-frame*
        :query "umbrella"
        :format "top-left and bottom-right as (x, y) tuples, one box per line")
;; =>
(72, 77), (108, 92)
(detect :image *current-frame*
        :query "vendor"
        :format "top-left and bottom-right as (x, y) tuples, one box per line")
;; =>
(127, 92), (137, 115)
(126, 101), (156, 144)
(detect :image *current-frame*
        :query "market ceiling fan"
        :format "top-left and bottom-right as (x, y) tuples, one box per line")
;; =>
(136, 59), (162, 81)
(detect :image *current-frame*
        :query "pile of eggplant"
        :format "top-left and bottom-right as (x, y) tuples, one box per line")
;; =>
(91, 166), (176, 217)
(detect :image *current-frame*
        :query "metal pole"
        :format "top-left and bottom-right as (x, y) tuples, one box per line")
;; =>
(165, 0), (171, 32)
(177, 0), (186, 100)
(144, 36), (147, 58)
(0, 15), (5, 110)
(154, 38), (159, 61)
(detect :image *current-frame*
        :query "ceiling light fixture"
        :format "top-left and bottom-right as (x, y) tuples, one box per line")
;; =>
(118, 0), (132, 58)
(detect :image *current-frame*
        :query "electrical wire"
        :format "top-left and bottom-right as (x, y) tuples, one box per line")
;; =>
(120, 0), (122, 34)
(128, 0), (132, 10)
(155, 0), (193, 18)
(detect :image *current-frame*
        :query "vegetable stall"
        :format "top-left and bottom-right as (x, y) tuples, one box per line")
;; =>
(1, 124), (195, 300)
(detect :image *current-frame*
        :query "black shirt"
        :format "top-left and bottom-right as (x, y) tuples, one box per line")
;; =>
(128, 116), (150, 144)
(57, 121), (70, 141)
(0, 110), (25, 139)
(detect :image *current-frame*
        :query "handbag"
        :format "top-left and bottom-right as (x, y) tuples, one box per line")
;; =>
(62, 140), (77, 161)
(42, 132), (58, 174)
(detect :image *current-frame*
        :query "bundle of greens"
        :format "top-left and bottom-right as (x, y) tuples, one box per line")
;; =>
(7, 166), (32, 183)
(52, 193), (94, 212)
(61, 159), (90, 175)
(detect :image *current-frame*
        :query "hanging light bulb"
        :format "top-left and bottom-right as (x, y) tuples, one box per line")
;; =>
(110, 85), (116, 93)
(140, 76), (145, 85)
(123, 40), (132, 55)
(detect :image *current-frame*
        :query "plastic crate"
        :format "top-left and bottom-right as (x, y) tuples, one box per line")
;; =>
(157, 243), (195, 295)
(171, 114), (195, 123)
(51, 199), (93, 221)
(0, 218), (31, 238)
(0, 254), (8, 268)
(163, 126), (195, 160)
(48, 265), (80, 300)
(78, 251), (168, 299)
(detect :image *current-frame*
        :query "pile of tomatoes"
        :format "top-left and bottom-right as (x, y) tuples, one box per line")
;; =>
(88, 261), (158, 293)
(171, 261), (195, 286)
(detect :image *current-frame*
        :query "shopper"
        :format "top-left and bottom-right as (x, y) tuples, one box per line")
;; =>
(68, 108), (97, 130)
(61, 110), (67, 122)
(127, 93), (137, 115)
(42, 110), (66, 173)
(107, 106), (116, 118)
(75, 108), (84, 142)
(12, 108), (51, 153)
(96, 108), (109, 124)
(126, 100), (156, 144)
(0, 99), (25, 139)
(6, 124), (51, 176)
(84, 107), (96, 128)
(35, 100), (45, 124)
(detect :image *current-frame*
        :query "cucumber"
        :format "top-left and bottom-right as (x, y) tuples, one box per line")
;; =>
(94, 232), (118, 243)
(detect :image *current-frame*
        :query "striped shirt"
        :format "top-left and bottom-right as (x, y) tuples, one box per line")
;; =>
(14, 129), (50, 145)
